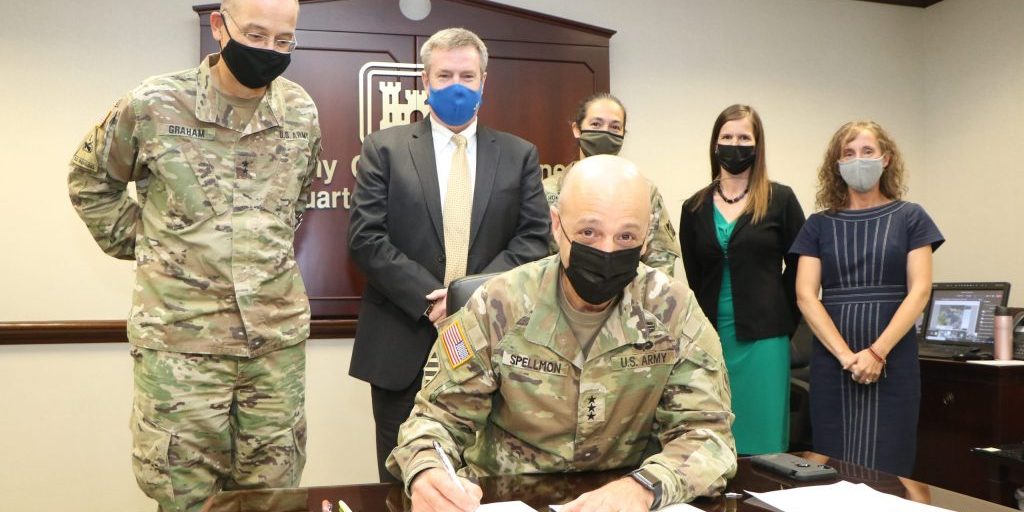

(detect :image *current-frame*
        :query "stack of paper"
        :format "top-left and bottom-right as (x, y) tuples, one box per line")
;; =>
(746, 481), (953, 512)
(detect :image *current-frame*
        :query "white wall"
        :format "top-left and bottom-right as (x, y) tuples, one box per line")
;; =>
(0, 341), (375, 511)
(497, 0), (927, 238)
(920, 0), (1024, 287)
(1, 0), (1018, 510)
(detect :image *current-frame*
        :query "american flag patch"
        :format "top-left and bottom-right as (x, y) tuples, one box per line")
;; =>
(441, 320), (473, 369)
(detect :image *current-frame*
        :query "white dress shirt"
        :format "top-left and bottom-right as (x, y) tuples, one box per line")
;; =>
(431, 118), (478, 205)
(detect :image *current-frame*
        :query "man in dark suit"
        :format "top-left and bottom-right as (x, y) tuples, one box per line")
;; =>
(348, 27), (551, 481)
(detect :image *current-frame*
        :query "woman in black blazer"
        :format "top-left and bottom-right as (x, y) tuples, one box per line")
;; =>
(680, 104), (805, 455)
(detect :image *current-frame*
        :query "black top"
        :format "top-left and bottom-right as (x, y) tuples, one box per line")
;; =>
(680, 182), (806, 340)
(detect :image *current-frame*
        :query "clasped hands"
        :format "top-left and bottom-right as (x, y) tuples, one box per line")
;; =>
(410, 468), (654, 512)
(840, 348), (885, 385)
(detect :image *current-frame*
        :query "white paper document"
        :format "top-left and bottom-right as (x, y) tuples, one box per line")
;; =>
(746, 481), (954, 512)
(547, 502), (702, 512)
(479, 501), (538, 512)
(479, 499), (540, 512)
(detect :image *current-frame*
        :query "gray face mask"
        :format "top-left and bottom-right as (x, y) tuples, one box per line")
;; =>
(838, 157), (885, 193)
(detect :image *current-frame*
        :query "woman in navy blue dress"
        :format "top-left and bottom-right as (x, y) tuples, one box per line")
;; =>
(789, 121), (943, 476)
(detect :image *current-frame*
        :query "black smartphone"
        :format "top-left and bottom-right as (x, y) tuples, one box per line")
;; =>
(750, 453), (838, 481)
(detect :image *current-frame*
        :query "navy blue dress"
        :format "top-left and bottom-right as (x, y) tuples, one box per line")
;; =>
(789, 201), (944, 476)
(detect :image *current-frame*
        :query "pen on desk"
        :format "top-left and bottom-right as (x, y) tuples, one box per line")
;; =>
(433, 439), (467, 492)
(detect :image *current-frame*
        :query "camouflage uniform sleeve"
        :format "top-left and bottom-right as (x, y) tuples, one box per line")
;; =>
(641, 291), (737, 505)
(385, 289), (499, 493)
(294, 120), (321, 229)
(67, 95), (146, 260)
(642, 185), (682, 277)
(541, 172), (561, 256)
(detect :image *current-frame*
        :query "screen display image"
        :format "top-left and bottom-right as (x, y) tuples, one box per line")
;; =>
(927, 300), (982, 342)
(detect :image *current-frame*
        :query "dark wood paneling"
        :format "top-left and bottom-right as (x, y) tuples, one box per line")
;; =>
(914, 357), (1024, 504)
(477, 40), (609, 166)
(0, 320), (356, 345)
(289, 32), (418, 318)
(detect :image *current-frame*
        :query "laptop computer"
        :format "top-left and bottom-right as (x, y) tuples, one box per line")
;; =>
(917, 282), (1011, 359)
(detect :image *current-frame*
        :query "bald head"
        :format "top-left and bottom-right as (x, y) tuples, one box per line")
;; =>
(220, 0), (299, 13)
(557, 155), (650, 220)
(552, 155), (651, 309)
(213, 0), (300, 52)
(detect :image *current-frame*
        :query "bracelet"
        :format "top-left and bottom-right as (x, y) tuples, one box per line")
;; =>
(867, 346), (886, 364)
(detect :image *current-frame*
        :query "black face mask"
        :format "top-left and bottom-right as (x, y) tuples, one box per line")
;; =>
(561, 227), (642, 305)
(578, 130), (624, 157)
(716, 144), (756, 175)
(219, 13), (291, 89)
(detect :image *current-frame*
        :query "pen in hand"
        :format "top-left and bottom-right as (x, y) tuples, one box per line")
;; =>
(433, 440), (466, 493)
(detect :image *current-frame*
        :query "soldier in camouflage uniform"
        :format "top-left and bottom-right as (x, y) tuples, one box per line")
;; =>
(542, 93), (681, 276)
(67, 2), (320, 511)
(389, 156), (736, 512)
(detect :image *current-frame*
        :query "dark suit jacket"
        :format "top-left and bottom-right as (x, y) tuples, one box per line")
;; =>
(347, 119), (551, 390)
(679, 182), (805, 341)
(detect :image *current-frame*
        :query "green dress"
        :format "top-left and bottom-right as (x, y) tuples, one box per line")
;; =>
(714, 207), (790, 454)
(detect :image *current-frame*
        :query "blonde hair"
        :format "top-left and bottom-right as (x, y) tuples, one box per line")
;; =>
(690, 104), (772, 223)
(421, 28), (488, 73)
(815, 121), (907, 211)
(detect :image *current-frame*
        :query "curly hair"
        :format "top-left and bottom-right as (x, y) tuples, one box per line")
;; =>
(815, 121), (907, 211)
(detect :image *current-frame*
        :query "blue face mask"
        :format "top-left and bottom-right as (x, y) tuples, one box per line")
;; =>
(427, 83), (482, 127)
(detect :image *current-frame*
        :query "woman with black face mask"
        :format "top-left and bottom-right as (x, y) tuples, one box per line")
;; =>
(542, 93), (682, 277)
(679, 104), (806, 455)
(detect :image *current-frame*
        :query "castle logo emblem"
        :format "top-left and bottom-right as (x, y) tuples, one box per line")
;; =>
(358, 62), (430, 142)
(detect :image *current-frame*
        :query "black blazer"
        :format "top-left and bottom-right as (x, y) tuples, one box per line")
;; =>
(679, 182), (805, 340)
(347, 119), (550, 390)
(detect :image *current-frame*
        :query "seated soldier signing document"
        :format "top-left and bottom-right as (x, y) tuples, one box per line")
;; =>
(387, 155), (737, 512)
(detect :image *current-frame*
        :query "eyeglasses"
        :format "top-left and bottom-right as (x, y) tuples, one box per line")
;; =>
(220, 11), (298, 54)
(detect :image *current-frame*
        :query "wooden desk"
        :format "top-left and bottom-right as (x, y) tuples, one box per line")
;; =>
(915, 357), (1024, 504)
(973, 444), (1024, 506)
(202, 454), (1016, 512)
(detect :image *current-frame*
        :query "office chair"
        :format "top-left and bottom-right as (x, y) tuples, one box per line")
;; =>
(789, 318), (813, 451)
(446, 272), (503, 314)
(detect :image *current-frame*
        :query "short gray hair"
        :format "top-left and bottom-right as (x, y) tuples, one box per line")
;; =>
(420, 27), (488, 73)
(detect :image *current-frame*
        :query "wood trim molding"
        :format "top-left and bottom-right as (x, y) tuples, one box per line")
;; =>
(0, 319), (357, 346)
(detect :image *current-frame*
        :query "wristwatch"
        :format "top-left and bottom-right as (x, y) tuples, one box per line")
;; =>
(629, 467), (663, 510)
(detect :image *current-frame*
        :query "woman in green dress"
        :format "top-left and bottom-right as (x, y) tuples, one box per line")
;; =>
(680, 104), (806, 454)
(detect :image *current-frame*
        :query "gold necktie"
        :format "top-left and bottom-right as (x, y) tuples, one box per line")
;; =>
(443, 134), (471, 285)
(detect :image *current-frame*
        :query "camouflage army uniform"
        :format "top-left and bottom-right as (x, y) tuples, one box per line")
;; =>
(387, 255), (737, 506)
(543, 169), (681, 276)
(68, 55), (321, 512)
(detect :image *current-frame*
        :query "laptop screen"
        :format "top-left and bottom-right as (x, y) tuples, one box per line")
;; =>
(921, 282), (1011, 346)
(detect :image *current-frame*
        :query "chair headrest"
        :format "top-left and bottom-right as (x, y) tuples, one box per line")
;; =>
(446, 272), (503, 314)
